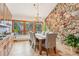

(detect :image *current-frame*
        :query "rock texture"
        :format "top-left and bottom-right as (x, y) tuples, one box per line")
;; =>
(46, 3), (79, 55)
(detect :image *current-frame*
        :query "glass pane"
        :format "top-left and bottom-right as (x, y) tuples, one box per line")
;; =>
(26, 22), (33, 32)
(14, 21), (24, 34)
(36, 23), (42, 33)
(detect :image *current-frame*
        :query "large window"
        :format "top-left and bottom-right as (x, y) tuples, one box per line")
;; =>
(14, 21), (24, 34)
(26, 22), (33, 32)
(13, 21), (42, 34)
(36, 23), (42, 33)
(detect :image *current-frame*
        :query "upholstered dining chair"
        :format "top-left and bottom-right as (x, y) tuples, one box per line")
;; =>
(29, 32), (38, 51)
(42, 33), (57, 55)
(31, 32), (36, 49)
(28, 31), (32, 45)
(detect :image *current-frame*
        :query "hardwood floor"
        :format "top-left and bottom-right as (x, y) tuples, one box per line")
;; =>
(8, 35), (60, 56)
(9, 40), (49, 56)
(8, 34), (79, 56)
(9, 41), (33, 56)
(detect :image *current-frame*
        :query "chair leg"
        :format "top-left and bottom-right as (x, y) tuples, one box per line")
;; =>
(46, 49), (49, 56)
(34, 45), (37, 51)
(29, 40), (31, 46)
(32, 43), (34, 48)
(54, 47), (56, 54)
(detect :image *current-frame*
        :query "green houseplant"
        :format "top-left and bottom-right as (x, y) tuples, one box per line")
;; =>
(76, 37), (79, 48)
(65, 34), (77, 47)
(75, 37), (79, 53)
(65, 34), (79, 53)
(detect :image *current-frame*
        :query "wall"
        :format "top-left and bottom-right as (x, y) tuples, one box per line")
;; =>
(0, 3), (12, 33)
(46, 3), (79, 41)
(46, 3), (79, 55)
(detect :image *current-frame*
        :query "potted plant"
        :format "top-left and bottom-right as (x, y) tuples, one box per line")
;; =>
(64, 34), (79, 53)
(75, 37), (79, 53)
(65, 34), (77, 47)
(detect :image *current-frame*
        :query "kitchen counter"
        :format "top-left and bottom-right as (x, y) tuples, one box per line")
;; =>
(0, 33), (12, 44)
(0, 33), (15, 56)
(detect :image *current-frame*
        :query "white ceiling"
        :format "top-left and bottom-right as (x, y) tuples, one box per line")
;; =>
(6, 3), (57, 20)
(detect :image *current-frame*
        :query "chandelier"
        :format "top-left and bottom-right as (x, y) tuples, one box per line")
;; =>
(33, 3), (40, 21)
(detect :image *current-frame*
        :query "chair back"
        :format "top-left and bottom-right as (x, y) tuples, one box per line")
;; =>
(45, 33), (57, 49)
(32, 32), (36, 42)
(29, 32), (36, 48)
(29, 31), (33, 40)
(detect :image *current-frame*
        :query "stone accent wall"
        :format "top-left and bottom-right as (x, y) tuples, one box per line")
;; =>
(46, 3), (79, 41)
(46, 3), (79, 55)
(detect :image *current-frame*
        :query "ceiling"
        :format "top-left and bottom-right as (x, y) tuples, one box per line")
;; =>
(6, 3), (57, 20)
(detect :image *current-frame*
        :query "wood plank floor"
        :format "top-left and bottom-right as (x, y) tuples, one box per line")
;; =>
(9, 40), (78, 56)
(9, 35), (71, 56)
(9, 40), (49, 56)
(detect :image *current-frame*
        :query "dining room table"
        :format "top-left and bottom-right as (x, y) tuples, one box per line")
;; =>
(35, 33), (46, 55)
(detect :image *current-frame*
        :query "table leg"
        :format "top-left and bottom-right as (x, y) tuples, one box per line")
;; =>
(39, 40), (42, 55)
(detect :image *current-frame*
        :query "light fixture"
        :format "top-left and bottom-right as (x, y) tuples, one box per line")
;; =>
(33, 3), (40, 21)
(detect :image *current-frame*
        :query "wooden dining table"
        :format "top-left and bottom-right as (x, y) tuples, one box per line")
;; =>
(35, 33), (46, 55)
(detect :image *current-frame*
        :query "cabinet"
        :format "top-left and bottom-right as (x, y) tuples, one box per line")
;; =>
(0, 43), (4, 56)
(0, 3), (4, 19)
(0, 34), (15, 56)
(0, 3), (12, 20)
(0, 47), (4, 56)
(0, 4), (1, 18)
(3, 4), (12, 20)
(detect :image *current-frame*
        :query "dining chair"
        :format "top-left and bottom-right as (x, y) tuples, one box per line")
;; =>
(32, 32), (39, 51)
(42, 33), (57, 55)
(27, 31), (39, 52)
(29, 32), (37, 51)
(31, 32), (36, 49)
(29, 31), (33, 46)
(28, 31), (31, 45)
